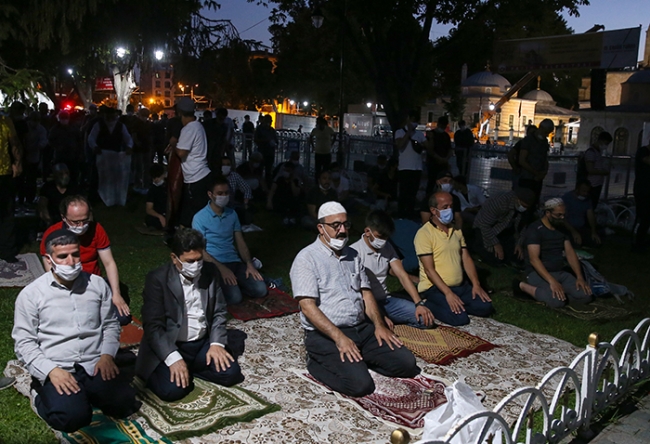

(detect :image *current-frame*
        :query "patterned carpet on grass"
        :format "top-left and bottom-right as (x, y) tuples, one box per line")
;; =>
(295, 369), (449, 433)
(394, 324), (498, 365)
(227, 287), (299, 321)
(120, 317), (145, 348)
(133, 377), (280, 440)
(4, 314), (583, 443)
(0, 253), (45, 287)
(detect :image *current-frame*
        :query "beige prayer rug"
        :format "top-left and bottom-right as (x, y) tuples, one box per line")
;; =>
(394, 324), (498, 365)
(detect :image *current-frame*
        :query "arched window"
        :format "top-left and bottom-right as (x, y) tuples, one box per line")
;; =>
(614, 127), (629, 155)
(590, 126), (604, 145)
(485, 87), (492, 94)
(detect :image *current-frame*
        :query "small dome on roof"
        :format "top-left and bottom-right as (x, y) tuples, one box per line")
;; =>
(522, 89), (554, 103)
(462, 71), (511, 91)
(624, 70), (650, 84)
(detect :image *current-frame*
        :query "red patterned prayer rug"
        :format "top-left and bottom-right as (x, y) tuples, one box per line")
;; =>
(394, 324), (498, 365)
(296, 370), (448, 431)
(227, 287), (299, 321)
(120, 317), (144, 348)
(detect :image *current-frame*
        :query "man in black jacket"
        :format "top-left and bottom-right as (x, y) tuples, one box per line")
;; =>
(136, 228), (244, 401)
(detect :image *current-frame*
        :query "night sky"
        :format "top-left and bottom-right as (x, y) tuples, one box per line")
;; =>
(212, 0), (648, 59)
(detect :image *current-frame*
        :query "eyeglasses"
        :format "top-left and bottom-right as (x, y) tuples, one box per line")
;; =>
(322, 221), (351, 231)
(65, 217), (90, 226)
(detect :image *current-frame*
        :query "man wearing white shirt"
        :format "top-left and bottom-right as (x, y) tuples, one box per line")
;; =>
(174, 98), (213, 227)
(13, 229), (139, 432)
(395, 111), (426, 218)
(136, 228), (243, 401)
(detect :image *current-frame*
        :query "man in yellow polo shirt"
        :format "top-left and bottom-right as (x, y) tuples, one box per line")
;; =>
(414, 191), (493, 326)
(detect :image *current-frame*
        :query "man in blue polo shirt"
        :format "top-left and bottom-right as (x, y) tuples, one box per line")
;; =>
(192, 176), (267, 305)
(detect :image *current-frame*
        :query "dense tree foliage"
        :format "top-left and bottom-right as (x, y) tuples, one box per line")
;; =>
(259, 0), (590, 128)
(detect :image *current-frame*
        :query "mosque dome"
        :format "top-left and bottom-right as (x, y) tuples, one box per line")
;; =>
(462, 71), (511, 92)
(522, 89), (554, 103)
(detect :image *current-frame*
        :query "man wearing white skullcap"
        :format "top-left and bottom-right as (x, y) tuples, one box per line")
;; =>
(514, 197), (593, 308)
(290, 201), (419, 397)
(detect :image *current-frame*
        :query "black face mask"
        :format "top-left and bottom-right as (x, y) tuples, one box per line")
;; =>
(55, 175), (70, 187)
(549, 215), (564, 226)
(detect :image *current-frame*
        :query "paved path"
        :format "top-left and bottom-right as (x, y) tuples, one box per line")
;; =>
(588, 393), (650, 444)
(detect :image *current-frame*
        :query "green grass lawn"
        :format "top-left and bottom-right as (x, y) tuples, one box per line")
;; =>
(1, 194), (648, 442)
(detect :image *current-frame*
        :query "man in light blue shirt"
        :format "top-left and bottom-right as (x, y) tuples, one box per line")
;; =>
(192, 176), (267, 304)
(12, 229), (139, 432)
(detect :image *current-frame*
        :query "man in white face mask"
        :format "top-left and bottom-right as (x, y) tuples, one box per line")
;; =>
(415, 192), (493, 326)
(192, 176), (267, 305)
(290, 202), (419, 397)
(13, 230), (140, 432)
(220, 156), (252, 211)
(350, 210), (435, 329)
(136, 228), (243, 401)
(40, 195), (130, 325)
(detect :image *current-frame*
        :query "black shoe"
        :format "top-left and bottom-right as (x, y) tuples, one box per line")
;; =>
(511, 279), (530, 301)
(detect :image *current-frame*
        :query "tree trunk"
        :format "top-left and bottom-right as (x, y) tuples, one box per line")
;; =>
(112, 65), (136, 112)
(75, 80), (93, 109)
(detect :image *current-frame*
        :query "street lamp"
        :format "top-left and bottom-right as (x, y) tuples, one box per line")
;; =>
(67, 68), (73, 75)
(303, 101), (309, 107)
(154, 50), (164, 61)
(312, 2), (347, 166)
(116, 47), (126, 58)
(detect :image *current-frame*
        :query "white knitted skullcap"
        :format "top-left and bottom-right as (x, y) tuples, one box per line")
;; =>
(318, 201), (347, 219)
(544, 197), (564, 210)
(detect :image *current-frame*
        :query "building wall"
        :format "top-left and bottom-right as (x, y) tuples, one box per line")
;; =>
(577, 111), (650, 154)
(578, 72), (635, 109)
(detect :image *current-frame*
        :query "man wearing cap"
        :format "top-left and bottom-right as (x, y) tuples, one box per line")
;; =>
(416, 192), (493, 326)
(514, 198), (592, 308)
(174, 97), (213, 227)
(13, 229), (140, 433)
(473, 188), (536, 267)
(290, 201), (419, 397)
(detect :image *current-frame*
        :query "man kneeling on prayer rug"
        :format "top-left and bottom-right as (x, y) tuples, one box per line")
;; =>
(137, 228), (244, 402)
(350, 209), (435, 329)
(13, 230), (140, 433)
(415, 191), (493, 326)
(290, 201), (420, 397)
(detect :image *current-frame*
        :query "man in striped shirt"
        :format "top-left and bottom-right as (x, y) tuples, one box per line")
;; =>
(290, 202), (419, 397)
(473, 188), (536, 267)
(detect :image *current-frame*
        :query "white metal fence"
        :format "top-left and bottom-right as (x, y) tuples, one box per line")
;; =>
(391, 318), (650, 444)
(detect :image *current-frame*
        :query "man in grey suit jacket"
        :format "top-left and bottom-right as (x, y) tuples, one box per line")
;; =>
(136, 228), (244, 401)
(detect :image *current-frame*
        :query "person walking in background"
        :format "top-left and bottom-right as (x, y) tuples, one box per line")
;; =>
(310, 117), (335, 181)
(174, 98), (213, 228)
(582, 131), (612, 209)
(88, 107), (133, 207)
(425, 115), (452, 197)
(453, 120), (475, 176)
(395, 111), (425, 219)
(242, 115), (255, 160)
(518, 119), (554, 211)
(0, 114), (22, 262)
(49, 111), (82, 187)
(254, 115), (278, 186)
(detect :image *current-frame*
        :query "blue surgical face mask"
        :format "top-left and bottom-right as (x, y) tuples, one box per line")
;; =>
(437, 208), (454, 225)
